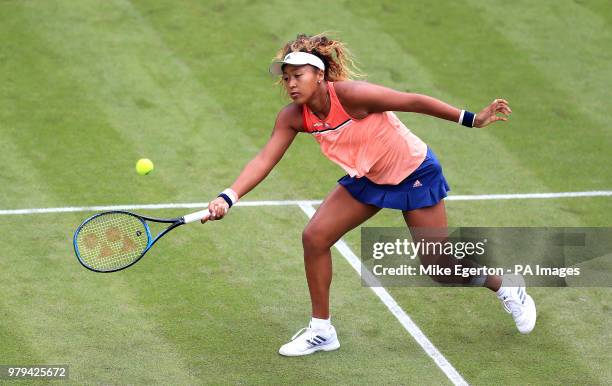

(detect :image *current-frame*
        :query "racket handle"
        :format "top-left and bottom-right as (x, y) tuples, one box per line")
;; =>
(183, 209), (211, 224)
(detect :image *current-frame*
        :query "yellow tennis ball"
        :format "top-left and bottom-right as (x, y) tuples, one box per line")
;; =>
(136, 158), (154, 175)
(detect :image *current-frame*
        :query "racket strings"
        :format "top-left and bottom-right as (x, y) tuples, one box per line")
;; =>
(76, 213), (149, 271)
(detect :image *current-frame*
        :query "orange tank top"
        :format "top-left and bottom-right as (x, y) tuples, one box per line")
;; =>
(301, 81), (428, 185)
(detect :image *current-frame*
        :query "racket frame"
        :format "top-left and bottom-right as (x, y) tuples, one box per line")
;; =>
(73, 210), (186, 273)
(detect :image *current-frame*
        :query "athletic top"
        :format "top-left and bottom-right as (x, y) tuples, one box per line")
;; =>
(301, 81), (428, 185)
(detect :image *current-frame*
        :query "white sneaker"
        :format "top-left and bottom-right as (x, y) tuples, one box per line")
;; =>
(278, 324), (340, 356)
(498, 283), (537, 334)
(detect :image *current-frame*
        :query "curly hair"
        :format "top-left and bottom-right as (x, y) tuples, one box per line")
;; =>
(274, 33), (364, 81)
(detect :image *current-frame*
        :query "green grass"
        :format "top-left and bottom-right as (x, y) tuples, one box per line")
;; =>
(0, 0), (610, 384)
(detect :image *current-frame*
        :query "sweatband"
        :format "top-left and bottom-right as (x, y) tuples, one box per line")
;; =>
(459, 110), (476, 127)
(218, 188), (238, 208)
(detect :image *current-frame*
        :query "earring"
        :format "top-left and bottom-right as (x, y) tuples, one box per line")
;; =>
(317, 80), (321, 84)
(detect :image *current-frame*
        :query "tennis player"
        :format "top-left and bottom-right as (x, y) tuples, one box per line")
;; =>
(203, 33), (536, 356)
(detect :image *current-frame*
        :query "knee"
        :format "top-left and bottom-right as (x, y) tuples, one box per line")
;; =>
(302, 226), (331, 252)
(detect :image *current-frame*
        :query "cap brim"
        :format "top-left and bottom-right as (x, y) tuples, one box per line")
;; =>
(269, 52), (325, 76)
(269, 61), (313, 76)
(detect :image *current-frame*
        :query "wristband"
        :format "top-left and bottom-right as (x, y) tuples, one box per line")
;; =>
(217, 188), (238, 208)
(459, 110), (476, 128)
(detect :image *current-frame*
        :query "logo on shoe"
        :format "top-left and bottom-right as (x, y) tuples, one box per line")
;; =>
(306, 335), (327, 346)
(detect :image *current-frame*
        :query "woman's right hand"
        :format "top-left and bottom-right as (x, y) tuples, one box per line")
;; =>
(201, 197), (230, 223)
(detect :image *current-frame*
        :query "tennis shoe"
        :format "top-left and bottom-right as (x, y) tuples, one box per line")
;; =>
(278, 323), (340, 356)
(498, 276), (537, 334)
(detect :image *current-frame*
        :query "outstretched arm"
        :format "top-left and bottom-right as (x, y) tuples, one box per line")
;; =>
(337, 81), (511, 128)
(230, 123), (297, 198)
(204, 106), (300, 221)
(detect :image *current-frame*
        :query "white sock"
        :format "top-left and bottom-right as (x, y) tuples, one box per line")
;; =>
(497, 274), (525, 300)
(310, 317), (331, 331)
(496, 286), (510, 300)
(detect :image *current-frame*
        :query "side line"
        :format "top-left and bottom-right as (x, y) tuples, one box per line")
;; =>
(0, 190), (610, 215)
(298, 203), (468, 386)
(446, 191), (612, 200)
(0, 200), (322, 216)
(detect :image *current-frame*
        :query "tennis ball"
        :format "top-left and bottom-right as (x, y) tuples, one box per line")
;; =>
(136, 158), (154, 175)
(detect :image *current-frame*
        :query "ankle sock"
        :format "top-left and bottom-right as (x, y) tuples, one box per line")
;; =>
(310, 317), (331, 330)
(496, 286), (510, 299)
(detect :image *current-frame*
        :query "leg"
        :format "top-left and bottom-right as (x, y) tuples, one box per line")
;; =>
(402, 200), (502, 291)
(279, 186), (376, 357)
(302, 185), (381, 318)
(402, 201), (536, 333)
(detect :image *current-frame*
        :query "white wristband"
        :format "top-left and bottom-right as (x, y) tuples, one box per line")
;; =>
(458, 110), (465, 124)
(221, 188), (239, 205)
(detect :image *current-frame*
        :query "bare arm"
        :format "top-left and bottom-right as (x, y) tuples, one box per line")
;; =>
(204, 105), (300, 221)
(336, 81), (511, 128)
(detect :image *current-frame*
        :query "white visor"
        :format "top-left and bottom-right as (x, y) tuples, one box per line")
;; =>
(269, 52), (325, 75)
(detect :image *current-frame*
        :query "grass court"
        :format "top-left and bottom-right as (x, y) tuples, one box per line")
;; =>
(1, 0), (610, 384)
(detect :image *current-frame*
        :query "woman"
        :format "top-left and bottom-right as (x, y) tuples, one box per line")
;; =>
(202, 33), (536, 356)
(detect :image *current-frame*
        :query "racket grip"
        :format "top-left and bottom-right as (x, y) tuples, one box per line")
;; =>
(183, 209), (211, 224)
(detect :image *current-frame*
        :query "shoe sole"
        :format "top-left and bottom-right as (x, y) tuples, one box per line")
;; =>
(279, 340), (340, 357)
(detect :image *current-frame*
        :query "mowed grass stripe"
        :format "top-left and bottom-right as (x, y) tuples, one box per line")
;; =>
(0, 214), (200, 384)
(468, 0), (612, 133)
(0, 8), (56, 208)
(0, 5), (147, 209)
(0, 2), (180, 208)
(352, 1), (610, 195)
(0, 312), (46, 377)
(577, 0), (612, 27)
(466, 0), (612, 196)
(0, 135), (56, 209)
(15, 0), (260, 205)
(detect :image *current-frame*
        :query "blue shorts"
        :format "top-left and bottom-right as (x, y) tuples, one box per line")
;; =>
(338, 146), (450, 211)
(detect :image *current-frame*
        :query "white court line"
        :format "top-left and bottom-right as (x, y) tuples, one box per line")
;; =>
(0, 190), (610, 215)
(446, 190), (612, 201)
(0, 200), (322, 215)
(298, 204), (467, 386)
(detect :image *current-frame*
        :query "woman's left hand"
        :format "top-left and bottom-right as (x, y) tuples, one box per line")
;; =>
(474, 98), (512, 128)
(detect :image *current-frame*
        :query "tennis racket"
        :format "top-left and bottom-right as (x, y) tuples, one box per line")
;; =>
(73, 209), (211, 272)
